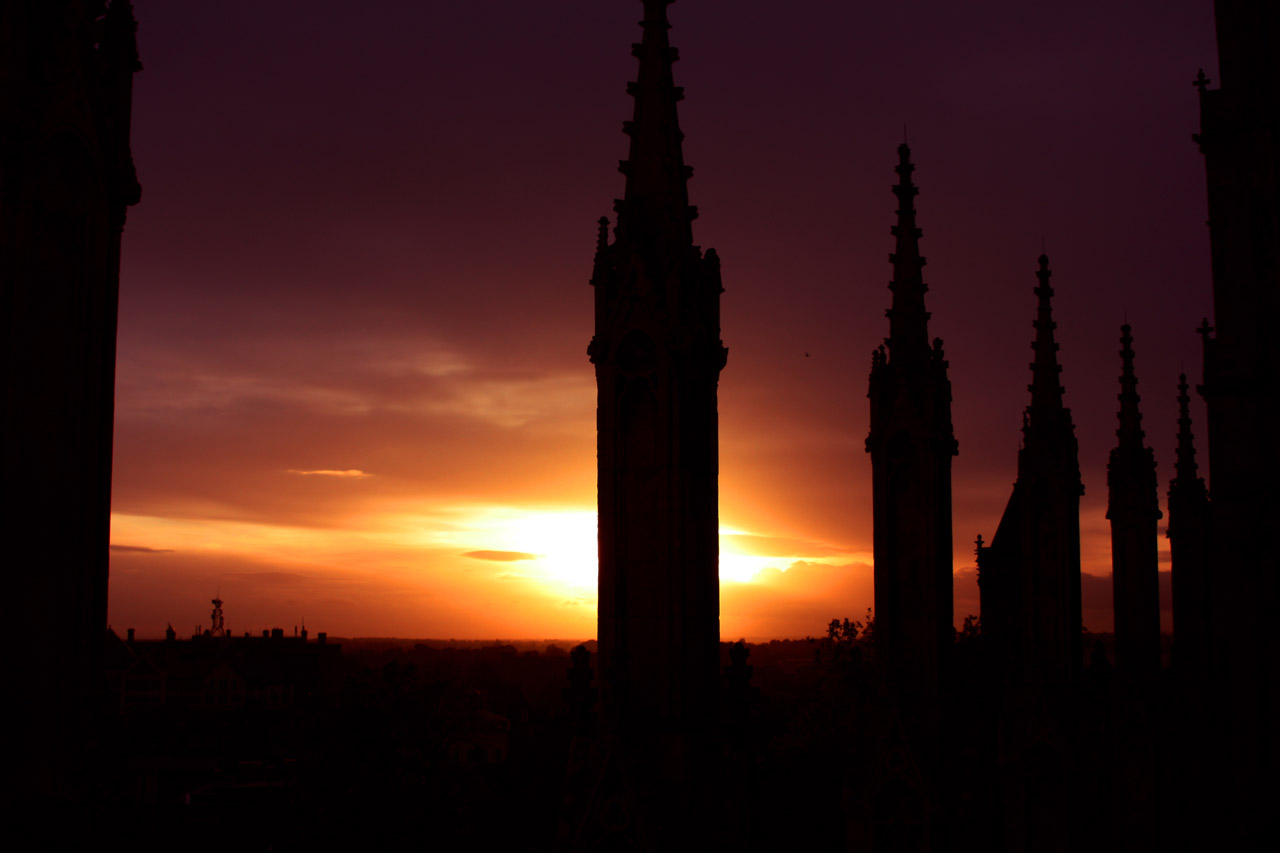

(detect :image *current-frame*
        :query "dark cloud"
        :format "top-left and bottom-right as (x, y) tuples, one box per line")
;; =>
(110, 544), (174, 554)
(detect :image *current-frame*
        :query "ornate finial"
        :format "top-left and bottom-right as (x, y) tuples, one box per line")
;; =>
(1196, 317), (1214, 343)
(974, 533), (985, 555)
(1193, 68), (1210, 93)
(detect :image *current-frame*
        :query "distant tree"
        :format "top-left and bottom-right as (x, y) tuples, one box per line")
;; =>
(828, 616), (863, 646)
(810, 608), (876, 669)
(860, 606), (876, 647)
(956, 614), (981, 642)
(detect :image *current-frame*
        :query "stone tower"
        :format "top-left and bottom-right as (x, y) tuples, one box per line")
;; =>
(1105, 324), (1162, 676)
(866, 144), (957, 697)
(1194, 1), (1279, 687)
(977, 255), (1083, 684)
(588, 0), (727, 732)
(1, 0), (141, 798)
(1167, 372), (1210, 676)
(1190, 2), (1278, 841)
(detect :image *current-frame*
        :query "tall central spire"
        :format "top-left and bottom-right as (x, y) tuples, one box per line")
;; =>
(886, 143), (931, 360)
(866, 143), (955, 708)
(589, 0), (726, 736)
(615, 0), (695, 253)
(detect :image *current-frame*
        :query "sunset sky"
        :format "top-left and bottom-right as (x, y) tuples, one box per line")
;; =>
(109, 0), (1218, 639)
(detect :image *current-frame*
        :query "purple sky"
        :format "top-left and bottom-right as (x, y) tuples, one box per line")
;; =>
(110, 1), (1219, 638)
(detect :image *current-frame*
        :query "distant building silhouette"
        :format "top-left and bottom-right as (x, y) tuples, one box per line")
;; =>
(977, 256), (1083, 685)
(2, 0), (141, 801)
(1106, 324), (1161, 676)
(866, 144), (957, 701)
(588, 0), (727, 733)
(1166, 372), (1210, 675)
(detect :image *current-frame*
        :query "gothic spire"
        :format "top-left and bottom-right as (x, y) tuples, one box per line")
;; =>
(1172, 372), (1204, 489)
(886, 143), (930, 361)
(614, 0), (695, 252)
(1115, 324), (1145, 450)
(1028, 254), (1066, 420)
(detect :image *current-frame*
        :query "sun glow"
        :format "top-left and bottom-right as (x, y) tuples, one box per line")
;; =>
(468, 509), (600, 593)
(432, 510), (793, 589)
(111, 501), (855, 639)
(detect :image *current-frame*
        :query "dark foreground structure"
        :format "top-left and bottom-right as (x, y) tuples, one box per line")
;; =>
(3, 0), (141, 807)
(561, 2), (1278, 850)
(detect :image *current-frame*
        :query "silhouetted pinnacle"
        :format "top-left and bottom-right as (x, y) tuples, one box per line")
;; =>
(1115, 324), (1145, 450)
(1107, 322), (1159, 523)
(614, 0), (695, 253)
(886, 143), (931, 361)
(590, 216), (611, 286)
(1172, 372), (1205, 490)
(1028, 254), (1065, 417)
